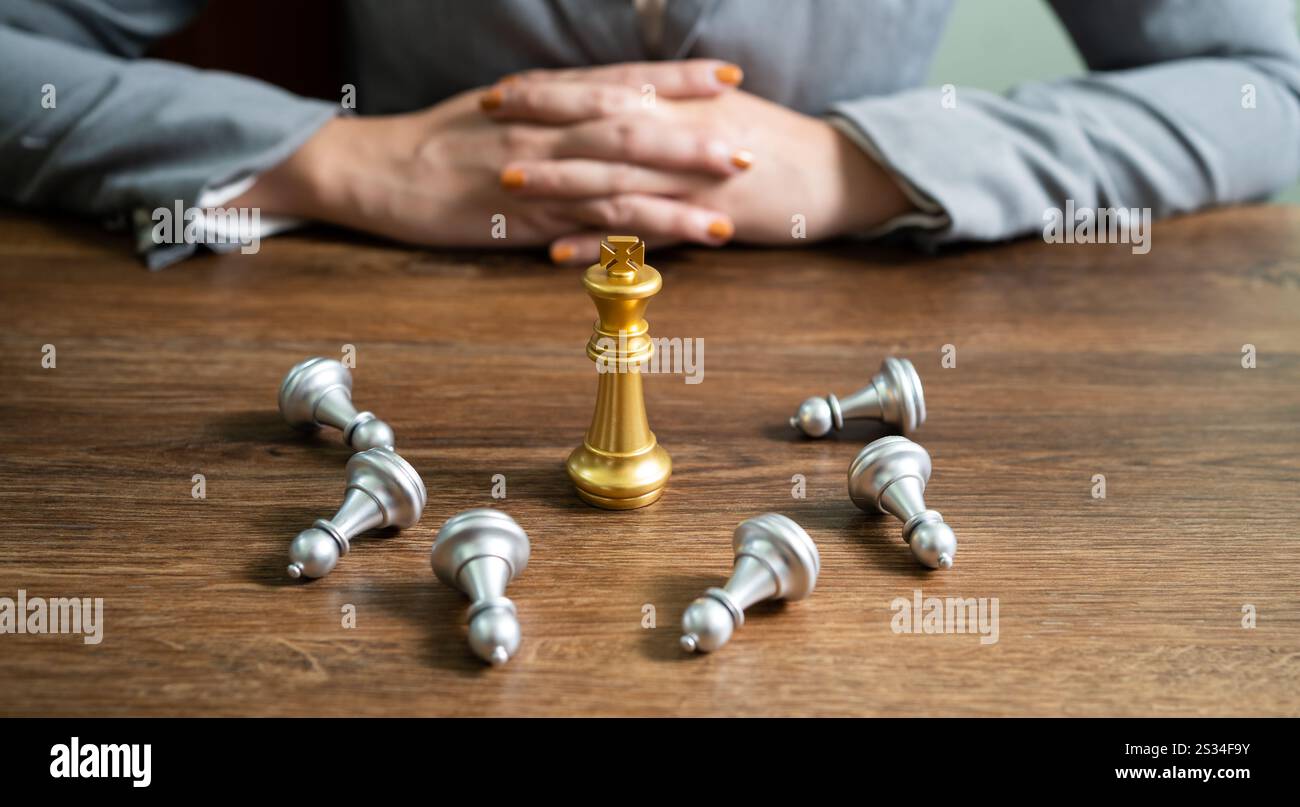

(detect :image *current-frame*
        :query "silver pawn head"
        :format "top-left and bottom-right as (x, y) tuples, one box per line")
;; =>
(680, 596), (734, 653)
(790, 396), (836, 437)
(348, 414), (396, 453)
(286, 447), (427, 580)
(790, 356), (925, 438)
(287, 527), (339, 579)
(848, 435), (956, 569)
(278, 357), (395, 450)
(432, 509), (531, 666)
(681, 513), (820, 654)
(907, 514), (957, 570)
(468, 599), (522, 666)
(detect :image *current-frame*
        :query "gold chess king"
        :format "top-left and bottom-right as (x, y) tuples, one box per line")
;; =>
(566, 235), (673, 509)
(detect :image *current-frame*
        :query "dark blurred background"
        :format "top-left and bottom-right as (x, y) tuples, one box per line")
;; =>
(149, 0), (342, 100)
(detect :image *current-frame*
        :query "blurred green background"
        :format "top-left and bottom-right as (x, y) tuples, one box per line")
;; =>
(926, 0), (1300, 203)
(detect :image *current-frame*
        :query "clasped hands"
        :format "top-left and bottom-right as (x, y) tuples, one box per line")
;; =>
(239, 60), (911, 264)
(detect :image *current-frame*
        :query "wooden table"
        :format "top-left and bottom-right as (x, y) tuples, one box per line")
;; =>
(1, 207), (1297, 717)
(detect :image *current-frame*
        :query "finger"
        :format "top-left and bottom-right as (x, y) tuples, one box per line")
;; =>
(548, 232), (677, 266)
(500, 159), (716, 198)
(560, 194), (735, 247)
(481, 81), (641, 123)
(552, 117), (753, 176)
(508, 59), (744, 98)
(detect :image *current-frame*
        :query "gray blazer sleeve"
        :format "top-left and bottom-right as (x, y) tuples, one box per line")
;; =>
(829, 0), (1300, 245)
(0, 0), (336, 219)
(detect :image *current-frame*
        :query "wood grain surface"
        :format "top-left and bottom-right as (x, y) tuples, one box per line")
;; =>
(1, 207), (1297, 716)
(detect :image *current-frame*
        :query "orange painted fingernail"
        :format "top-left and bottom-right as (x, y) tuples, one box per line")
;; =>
(500, 167), (526, 190)
(707, 219), (734, 240)
(480, 88), (503, 111)
(499, 74), (520, 86)
(550, 243), (576, 264)
(730, 149), (754, 169)
(715, 64), (744, 86)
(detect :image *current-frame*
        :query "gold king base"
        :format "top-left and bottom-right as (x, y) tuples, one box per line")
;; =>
(566, 445), (672, 510)
(566, 236), (672, 510)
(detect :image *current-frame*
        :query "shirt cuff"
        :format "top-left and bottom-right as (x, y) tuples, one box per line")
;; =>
(827, 115), (951, 240)
(132, 101), (336, 269)
(197, 175), (307, 242)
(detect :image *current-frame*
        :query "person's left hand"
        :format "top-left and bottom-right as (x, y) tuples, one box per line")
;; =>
(486, 63), (915, 264)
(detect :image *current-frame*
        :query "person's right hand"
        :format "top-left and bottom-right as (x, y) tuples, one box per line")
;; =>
(231, 61), (751, 257)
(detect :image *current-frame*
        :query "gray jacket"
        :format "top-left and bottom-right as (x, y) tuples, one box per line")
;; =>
(3, 0), (1299, 250)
